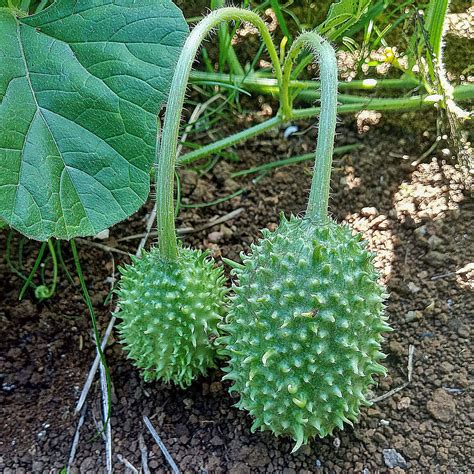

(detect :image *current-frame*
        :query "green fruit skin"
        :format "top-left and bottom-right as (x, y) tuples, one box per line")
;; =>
(117, 246), (227, 388)
(219, 216), (391, 451)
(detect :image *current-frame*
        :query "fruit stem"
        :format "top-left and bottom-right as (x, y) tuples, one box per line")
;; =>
(282, 32), (338, 223)
(157, 7), (283, 260)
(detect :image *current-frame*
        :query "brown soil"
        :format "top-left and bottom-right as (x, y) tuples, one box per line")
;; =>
(1, 106), (472, 472)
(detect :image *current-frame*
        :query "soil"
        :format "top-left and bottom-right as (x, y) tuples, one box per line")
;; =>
(1, 107), (472, 472)
(1, 4), (473, 473)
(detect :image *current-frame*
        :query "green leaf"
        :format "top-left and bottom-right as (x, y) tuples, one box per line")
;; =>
(425, 0), (449, 58)
(317, 0), (371, 40)
(0, 0), (187, 240)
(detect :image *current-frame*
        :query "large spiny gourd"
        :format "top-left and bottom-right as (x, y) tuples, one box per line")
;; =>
(218, 31), (391, 451)
(219, 216), (390, 450)
(117, 246), (227, 388)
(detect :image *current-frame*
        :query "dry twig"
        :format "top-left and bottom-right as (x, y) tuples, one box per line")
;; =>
(100, 358), (112, 473)
(117, 454), (139, 473)
(66, 403), (87, 473)
(143, 416), (180, 474)
(139, 433), (151, 474)
(370, 344), (415, 403)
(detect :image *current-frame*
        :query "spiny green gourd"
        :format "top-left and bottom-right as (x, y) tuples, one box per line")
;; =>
(117, 246), (227, 388)
(218, 30), (391, 451)
(219, 216), (390, 450)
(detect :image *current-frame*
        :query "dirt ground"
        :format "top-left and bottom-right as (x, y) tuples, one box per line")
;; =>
(1, 1), (473, 471)
(1, 103), (473, 472)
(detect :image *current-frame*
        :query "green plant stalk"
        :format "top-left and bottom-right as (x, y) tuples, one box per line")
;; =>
(189, 71), (422, 94)
(178, 116), (282, 166)
(177, 83), (473, 166)
(157, 7), (283, 260)
(281, 32), (338, 221)
(231, 144), (361, 178)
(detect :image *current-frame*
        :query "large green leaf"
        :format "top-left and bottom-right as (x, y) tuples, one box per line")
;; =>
(0, 0), (187, 240)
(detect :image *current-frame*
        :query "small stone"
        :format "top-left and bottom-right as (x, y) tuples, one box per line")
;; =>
(397, 397), (411, 410)
(427, 235), (443, 250)
(407, 282), (421, 293)
(223, 178), (240, 192)
(208, 231), (224, 243)
(183, 398), (193, 409)
(220, 224), (234, 238)
(389, 341), (404, 356)
(300, 444), (311, 456)
(404, 440), (421, 459)
(361, 207), (378, 217)
(424, 445), (436, 457)
(374, 432), (387, 444)
(383, 449), (407, 469)
(80, 457), (97, 472)
(181, 169), (198, 186)
(427, 388), (456, 422)
(457, 324), (470, 338)
(424, 250), (447, 267)
(440, 361), (454, 373)
(368, 215), (389, 229)
(424, 300), (435, 313)
(414, 225), (428, 243)
(209, 381), (222, 393)
(210, 435), (225, 446)
(405, 310), (422, 323)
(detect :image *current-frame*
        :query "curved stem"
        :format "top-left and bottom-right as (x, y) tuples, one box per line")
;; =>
(157, 7), (283, 260)
(283, 32), (338, 222)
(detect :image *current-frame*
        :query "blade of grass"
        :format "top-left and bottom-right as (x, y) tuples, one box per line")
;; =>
(270, 0), (292, 41)
(19, 241), (47, 300)
(211, 0), (245, 76)
(5, 231), (35, 286)
(425, 0), (449, 58)
(180, 188), (246, 209)
(231, 144), (362, 177)
(70, 240), (112, 446)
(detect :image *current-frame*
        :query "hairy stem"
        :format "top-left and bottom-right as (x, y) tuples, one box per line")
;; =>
(189, 70), (422, 92)
(282, 32), (338, 222)
(157, 7), (283, 260)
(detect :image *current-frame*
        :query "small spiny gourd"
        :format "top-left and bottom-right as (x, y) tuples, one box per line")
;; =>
(219, 215), (391, 451)
(117, 245), (227, 388)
